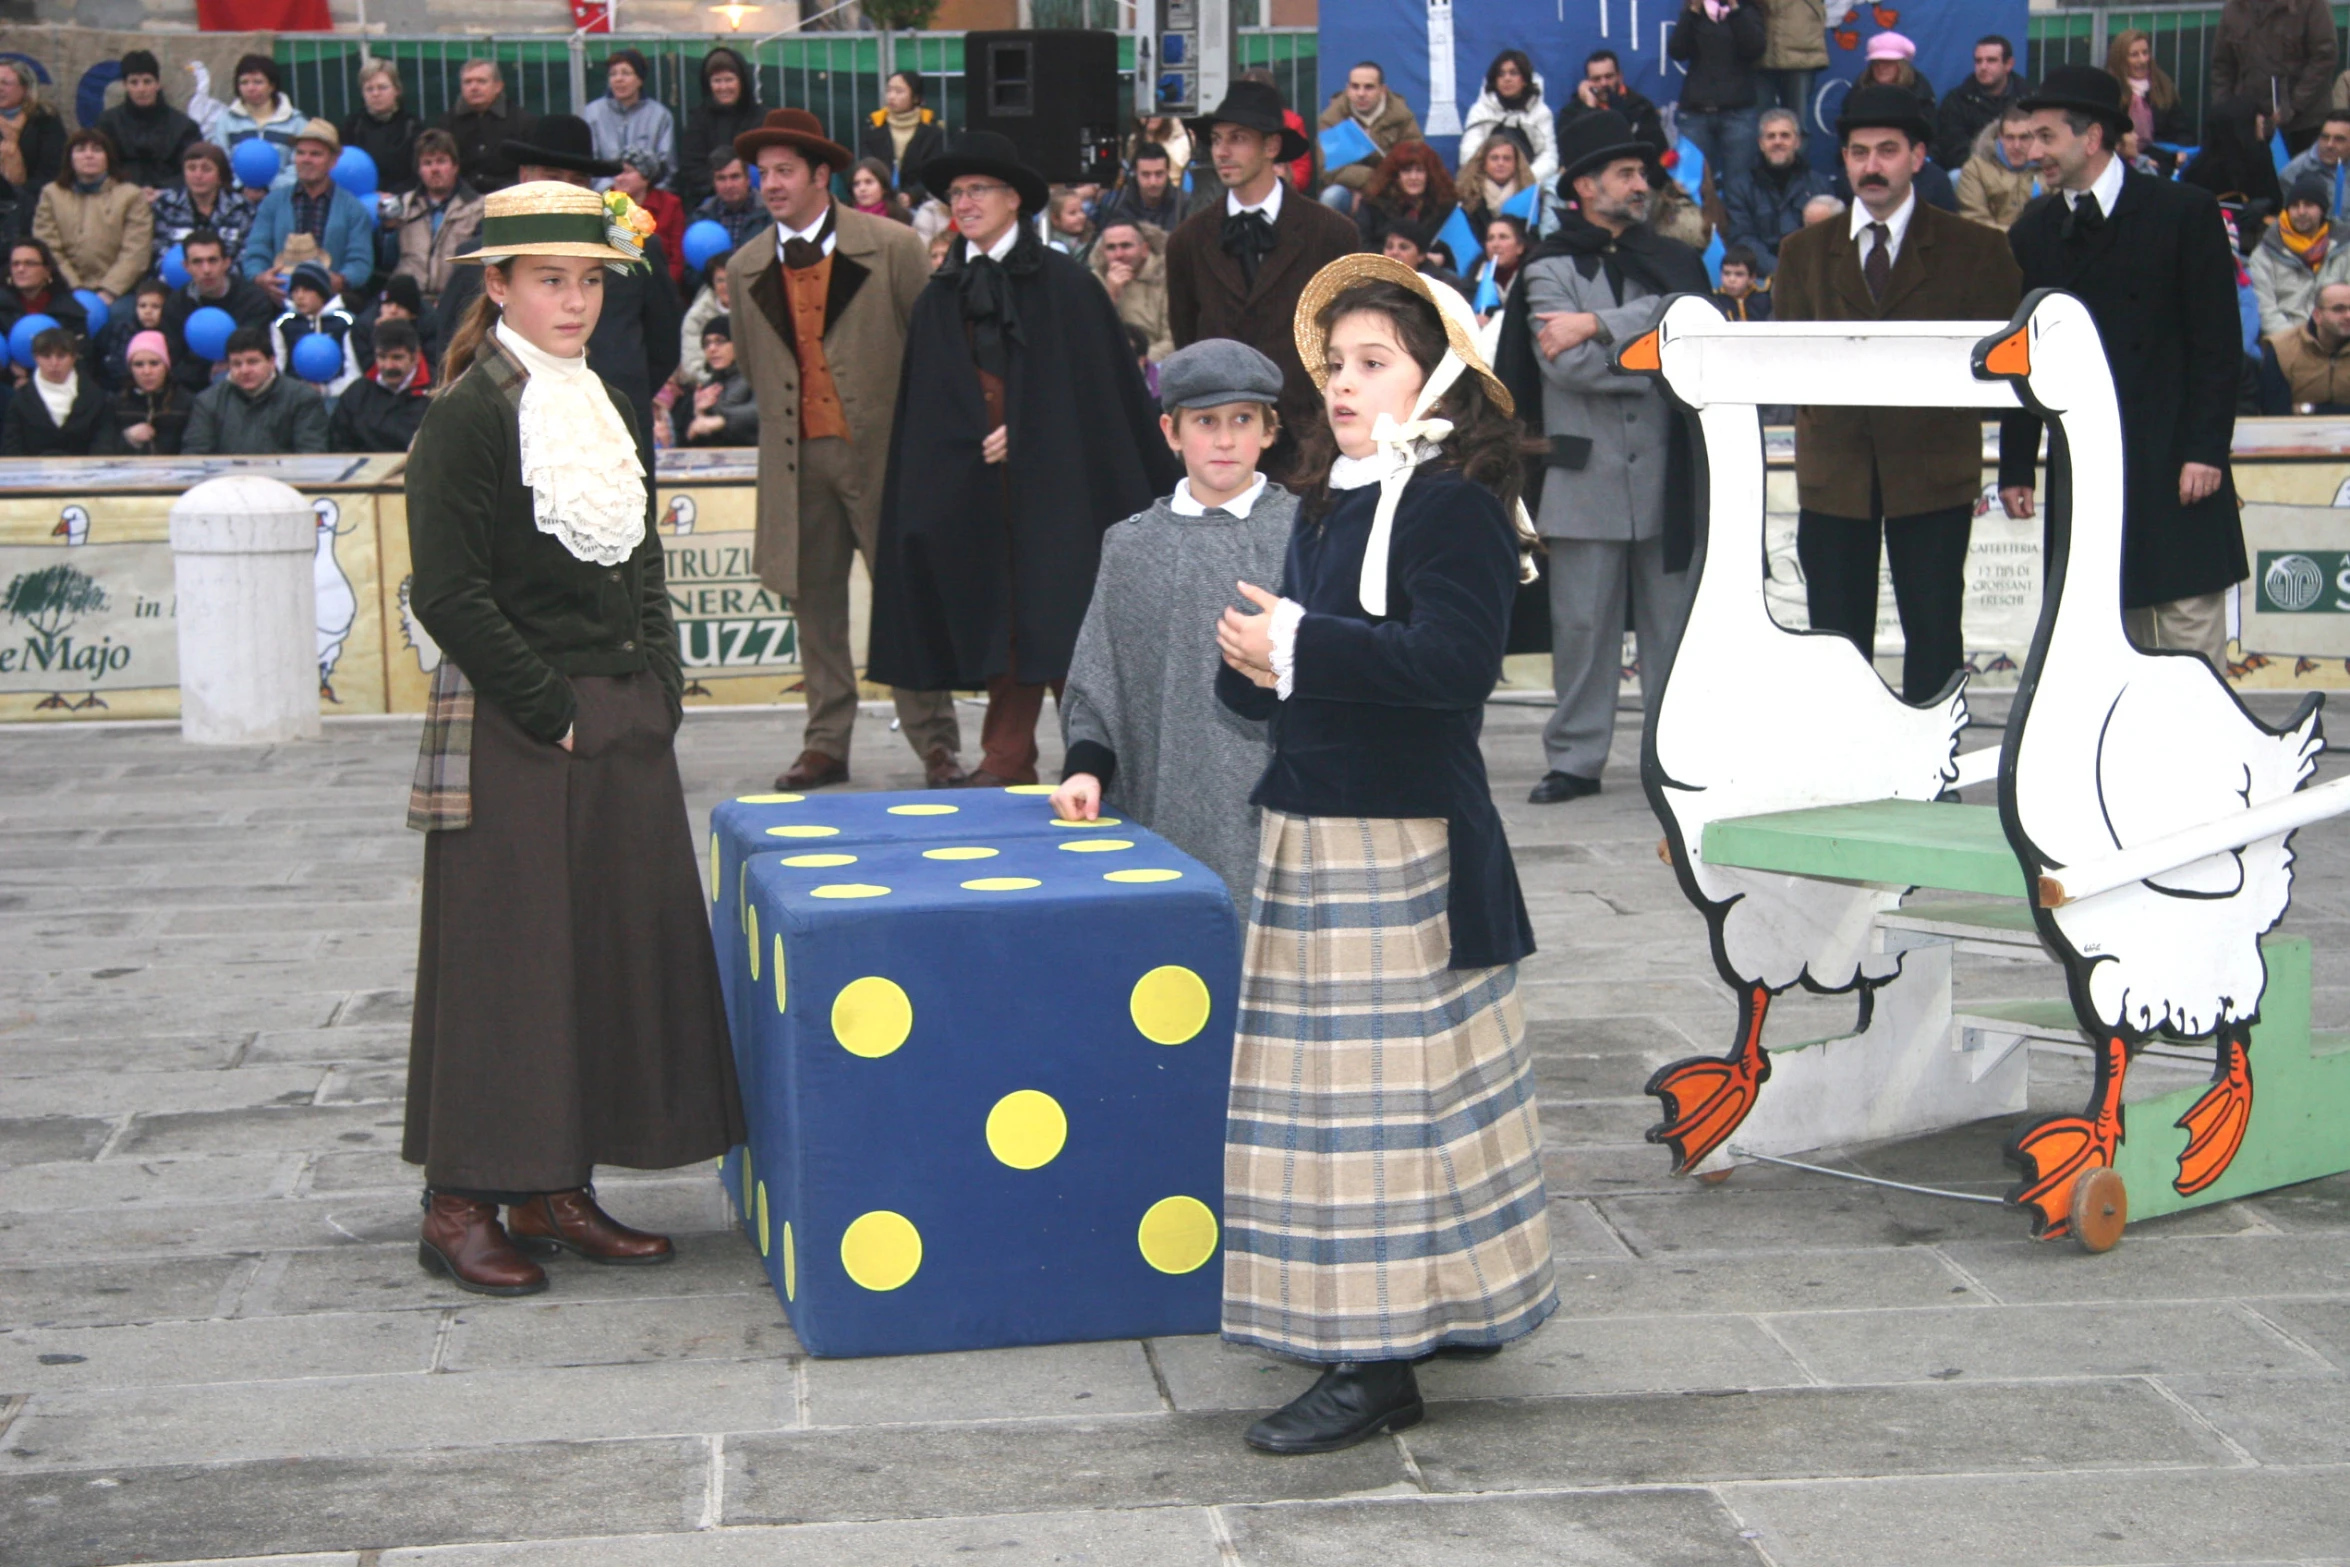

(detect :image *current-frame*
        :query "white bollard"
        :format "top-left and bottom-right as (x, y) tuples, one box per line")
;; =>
(169, 476), (322, 745)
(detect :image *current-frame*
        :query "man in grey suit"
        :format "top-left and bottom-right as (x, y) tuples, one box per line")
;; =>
(1515, 112), (1713, 803)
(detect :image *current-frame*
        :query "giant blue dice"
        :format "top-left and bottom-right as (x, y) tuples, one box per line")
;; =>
(717, 827), (1239, 1357)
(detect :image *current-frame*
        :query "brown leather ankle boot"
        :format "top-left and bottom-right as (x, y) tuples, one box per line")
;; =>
(418, 1191), (548, 1296)
(507, 1187), (675, 1265)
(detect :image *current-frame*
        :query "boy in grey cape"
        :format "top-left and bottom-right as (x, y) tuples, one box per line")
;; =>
(1051, 339), (1296, 910)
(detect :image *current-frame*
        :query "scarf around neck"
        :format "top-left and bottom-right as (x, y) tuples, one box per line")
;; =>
(950, 222), (1041, 381)
(494, 321), (647, 567)
(2281, 211), (2331, 268)
(886, 104), (924, 163)
(36, 370), (76, 426)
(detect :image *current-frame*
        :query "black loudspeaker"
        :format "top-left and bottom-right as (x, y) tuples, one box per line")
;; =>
(964, 30), (1123, 185)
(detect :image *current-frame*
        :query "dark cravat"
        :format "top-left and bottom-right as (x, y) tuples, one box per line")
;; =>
(2063, 192), (2105, 244)
(782, 207), (835, 270)
(1863, 221), (1892, 301)
(1221, 208), (1278, 287)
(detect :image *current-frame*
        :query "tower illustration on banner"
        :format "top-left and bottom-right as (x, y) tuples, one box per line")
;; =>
(1422, 0), (1461, 138)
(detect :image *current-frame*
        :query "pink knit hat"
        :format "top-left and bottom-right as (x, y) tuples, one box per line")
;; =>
(1865, 32), (1917, 62)
(127, 329), (170, 364)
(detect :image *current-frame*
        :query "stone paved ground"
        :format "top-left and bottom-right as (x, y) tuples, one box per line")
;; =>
(2, 698), (2348, 1567)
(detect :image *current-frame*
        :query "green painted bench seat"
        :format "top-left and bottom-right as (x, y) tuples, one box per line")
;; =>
(1700, 799), (2030, 898)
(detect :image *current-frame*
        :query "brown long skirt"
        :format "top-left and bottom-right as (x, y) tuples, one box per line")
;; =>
(404, 672), (745, 1191)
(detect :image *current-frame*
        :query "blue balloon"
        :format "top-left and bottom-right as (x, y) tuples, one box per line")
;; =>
(73, 289), (109, 336)
(332, 146), (378, 198)
(682, 219), (732, 273)
(182, 305), (237, 362)
(290, 331), (343, 383)
(159, 243), (190, 288)
(231, 136), (282, 190)
(9, 313), (62, 366)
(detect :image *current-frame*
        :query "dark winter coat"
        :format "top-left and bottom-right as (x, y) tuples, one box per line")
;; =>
(1, 105), (67, 239)
(1556, 87), (1670, 157)
(2210, 0), (2337, 137)
(1667, 3), (1766, 113)
(1215, 467), (1533, 971)
(1722, 156), (1835, 275)
(1932, 76), (2022, 172)
(328, 366), (431, 452)
(436, 96), (532, 196)
(0, 375), (104, 455)
(340, 106), (423, 195)
(163, 276), (278, 394)
(673, 47), (765, 211)
(95, 98), (201, 191)
(1997, 172), (2249, 608)
(182, 370), (329, 455)
(857, 108), (948, 204)
(92, 381), (190, 454)
(0, 282), (90, 347)
(866, 227), (1182, 692)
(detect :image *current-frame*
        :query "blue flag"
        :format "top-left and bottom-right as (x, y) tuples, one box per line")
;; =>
(1472, 269), (1501, 314)
(1500, 183), (1542, 221)
(1434, 204), (1480, 274)
(1319, 117), (1379, 170)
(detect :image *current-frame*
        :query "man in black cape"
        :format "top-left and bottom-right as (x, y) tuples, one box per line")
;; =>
(867, 131), (1182, 786)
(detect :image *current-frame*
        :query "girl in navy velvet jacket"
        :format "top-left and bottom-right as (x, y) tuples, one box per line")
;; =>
(1210, 254), (1558, 1457)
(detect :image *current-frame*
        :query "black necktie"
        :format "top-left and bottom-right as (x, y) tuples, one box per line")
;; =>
(782, 208), (835, 270)
(2064, 193), (2105, 244)
(1863, 221), (1891, 301)
(1221, 208), (1278, 287)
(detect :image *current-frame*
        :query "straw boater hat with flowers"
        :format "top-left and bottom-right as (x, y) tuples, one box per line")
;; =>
(1290, 252), (1537, 612)
(453, 180), (657, 271)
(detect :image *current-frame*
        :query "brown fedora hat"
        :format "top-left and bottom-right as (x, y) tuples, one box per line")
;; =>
(735, 108), (852, 174)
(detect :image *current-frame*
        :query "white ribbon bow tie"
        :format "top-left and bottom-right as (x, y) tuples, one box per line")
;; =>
(1357, 357), (1467, 617)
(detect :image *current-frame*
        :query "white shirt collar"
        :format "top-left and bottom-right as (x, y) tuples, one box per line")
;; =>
(1170, 473), (1268, 517)
(773, 201), (836, 264)
(1848, 186), (1917, 259)
(1226, 177), (1284, 224)
(2068, 152), (2126, 218)
(978, 221), (1021, 262)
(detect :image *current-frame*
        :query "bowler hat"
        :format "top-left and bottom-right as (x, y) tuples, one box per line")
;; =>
(1556, 109), (1652, 189)
(734, 108), (853, 176)
(918, 130), (1050, 214)
(502, 113), (621, 179)
(1834, 84), (1934, 146)
(2018, 66), (2132, 137)
(1188, 79), (1309, 164)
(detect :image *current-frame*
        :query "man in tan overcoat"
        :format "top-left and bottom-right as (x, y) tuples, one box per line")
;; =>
(728, 109), (964, 789)
(1774, 85), (2021, 704)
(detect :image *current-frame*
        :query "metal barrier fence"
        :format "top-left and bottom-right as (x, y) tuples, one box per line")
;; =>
(274, 28), (1318, 173)
(2026, 4), (2350, 145)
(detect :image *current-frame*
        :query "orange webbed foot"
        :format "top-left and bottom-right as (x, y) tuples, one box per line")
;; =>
(2008, 1037), (2129, 1239)
(1646, 987), (1772, 1174)
(2175, 1031), (2253, 1197)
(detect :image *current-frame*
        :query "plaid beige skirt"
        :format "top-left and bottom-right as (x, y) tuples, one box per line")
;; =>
(1222, 811), (1557, 1363)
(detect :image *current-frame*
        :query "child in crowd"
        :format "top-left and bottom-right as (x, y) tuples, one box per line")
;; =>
(1051, 339), (1296, 910)
(1210, 254), (1554, 1454)
(1711, 243), (1773, 322)
(98, 279), (171, 390)
(271, 260), (360, 395)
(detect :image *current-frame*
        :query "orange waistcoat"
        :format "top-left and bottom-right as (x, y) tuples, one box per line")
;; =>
(782, 255), (849, 442)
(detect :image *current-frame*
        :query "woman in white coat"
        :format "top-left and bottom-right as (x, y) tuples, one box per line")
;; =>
(1458, 50), (1559, 189)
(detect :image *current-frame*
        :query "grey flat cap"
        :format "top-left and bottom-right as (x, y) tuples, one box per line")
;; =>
(1158, 338), (1285, 413)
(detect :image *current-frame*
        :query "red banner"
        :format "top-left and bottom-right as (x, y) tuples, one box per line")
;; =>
(570, 0), (612, 34)
(194, 0), (333, 28)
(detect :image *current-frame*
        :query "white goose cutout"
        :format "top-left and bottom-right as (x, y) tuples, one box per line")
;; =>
(1980, 292), (2323, 1231)
(1609, 298), (1977, 1174)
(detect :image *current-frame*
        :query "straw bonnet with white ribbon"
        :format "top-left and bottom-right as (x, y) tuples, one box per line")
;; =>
(1292, 253), (1539, 617)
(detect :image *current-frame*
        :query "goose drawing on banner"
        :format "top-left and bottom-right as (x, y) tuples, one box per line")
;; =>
(313, 498), (357, 703)
(1975, 291), (2324, 1237)
(51, 505), (90, 547)
(396, 574), (442, 675)
(1610, 298), (1969, 1175)
(663, 495), (697, 535)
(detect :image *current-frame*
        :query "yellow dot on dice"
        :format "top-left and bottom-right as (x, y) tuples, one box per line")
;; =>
(736, 792), (805, 804)
(773, 933), (787, 1013)
(1052, 817), (1124, 828)
(782, 853), (857, 868)
(833, 975), (913, 1057)
(756, 1180), (771, 1258)
(1106, 868), (1184, 884)
(747, 904), (761, 980)
(985, 1090), (1068, 1170)
(923, 846), (999, 861)
(961, 877), (1041, 892)
(1003, 784), (1057, 795)
(708, 833), (720, 901)
(741, 1150), (753, 1221)
(783, 1220), (797, 1301)
(888, 803), (959, 816)
(768, 824), (840, 838)
(1138, 1195), (1219, 1274)
(840, 1210), (922, 1291)
(811, 883), (891, 899)
(1130, 964), (1209, 1044)
(1058, 839), (1135, 853)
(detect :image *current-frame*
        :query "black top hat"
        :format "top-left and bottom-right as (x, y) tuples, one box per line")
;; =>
(1188, 80), (1309, 165)
(1555, 109), (1653, 189)
(918, 130), (1049, 214)
(502, 113), (621, 179)
(1834, 84), (1935, 145)
(2018, 65), (2132, 135)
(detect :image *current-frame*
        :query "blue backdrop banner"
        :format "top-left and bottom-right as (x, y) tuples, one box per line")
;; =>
(1316, 0), (2031, 169)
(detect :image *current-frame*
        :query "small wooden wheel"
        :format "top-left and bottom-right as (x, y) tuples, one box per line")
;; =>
(1695, 1167), (1735, 1186)
(2069, 1166), (2128, 1253)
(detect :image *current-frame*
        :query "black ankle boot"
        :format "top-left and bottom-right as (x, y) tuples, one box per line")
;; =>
(1244, 1360), (1424, 1454)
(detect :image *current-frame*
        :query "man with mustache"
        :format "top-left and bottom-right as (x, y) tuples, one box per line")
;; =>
(1771, 85), (2021, 705)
